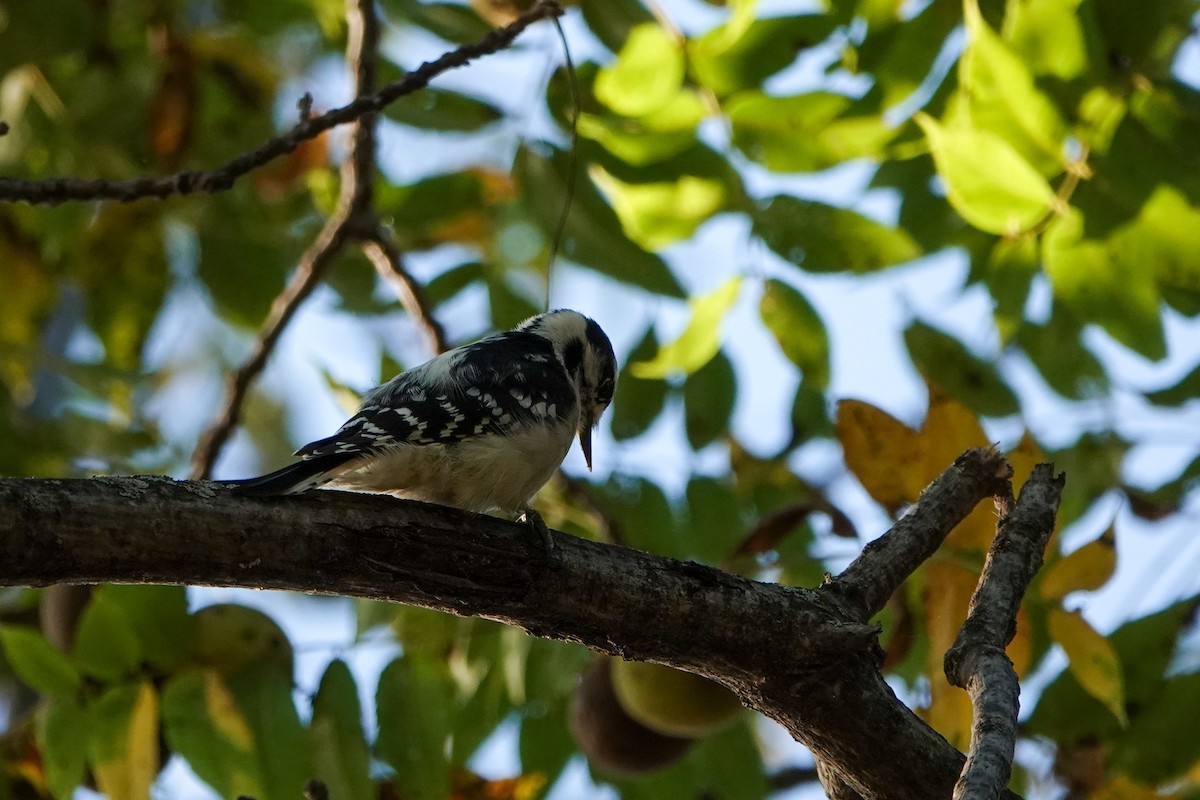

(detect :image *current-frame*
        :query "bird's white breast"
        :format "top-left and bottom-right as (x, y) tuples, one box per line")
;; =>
(325, 418), (577, 513)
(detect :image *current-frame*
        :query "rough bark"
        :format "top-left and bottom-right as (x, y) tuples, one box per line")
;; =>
(0, 449), (1061, 800)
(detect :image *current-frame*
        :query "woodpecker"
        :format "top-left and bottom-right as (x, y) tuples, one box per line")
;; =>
(232, 310), (617, 522)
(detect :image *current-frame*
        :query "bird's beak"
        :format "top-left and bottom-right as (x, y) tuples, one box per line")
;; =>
(578, 427), (593, 471)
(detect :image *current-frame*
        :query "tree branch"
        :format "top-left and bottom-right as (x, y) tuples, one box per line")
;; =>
(361, 232), (449, 355)
(0, 471), (1032, 800)
(0, 2), (562, 206)
(944, 464), (1064, 800)
(828, 448), (1013, 622)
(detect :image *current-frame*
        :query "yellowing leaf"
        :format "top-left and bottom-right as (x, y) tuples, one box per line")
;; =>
(1049, 608), (1127, 726)
(836, 399), (922, 514)
(589, 166), (725, 250)
(916, 113), (1057, 235)
(632, 277), (742, 378)
(922, 560), (978, 749)
(88, 682), (160, 800)
(1040, 527), (1117, 600)
(594, 23), (684, 117)
(922, 389), (993, 549)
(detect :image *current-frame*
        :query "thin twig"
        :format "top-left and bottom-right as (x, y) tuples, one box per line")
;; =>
(362, 233), (449, 354)
(944, 464), (1063, 800)
(0, 2), (563, 206)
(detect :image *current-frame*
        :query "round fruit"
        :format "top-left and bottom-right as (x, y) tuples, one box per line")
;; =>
(570, 660), (695, 776)
(610, 660), (743, 738)
(191, 604), (293, 676)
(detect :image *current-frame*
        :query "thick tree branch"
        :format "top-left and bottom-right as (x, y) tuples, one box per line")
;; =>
(0, 472), (1032, 800)
(828, 448), (1013, 622)
(944, 464), (1064, 800)
(0, 2), (562, 206)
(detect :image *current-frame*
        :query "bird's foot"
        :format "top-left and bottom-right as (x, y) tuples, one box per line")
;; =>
(520, 506), (556, 556)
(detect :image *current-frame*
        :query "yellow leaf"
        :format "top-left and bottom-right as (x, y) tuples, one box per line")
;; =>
(1040, 527), (1117, 600)
(1091, 775), (1164, 800)
(631, 277), (742, 378)
(90, 682), (159, 800)
(922, 559), (978, 749)
(1049, 608), (1127, 725)
(920, 388), (993, 549)
(836, 399), (922, 514)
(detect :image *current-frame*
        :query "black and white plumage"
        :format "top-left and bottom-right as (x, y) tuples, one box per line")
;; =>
(232, 309), (617, 515)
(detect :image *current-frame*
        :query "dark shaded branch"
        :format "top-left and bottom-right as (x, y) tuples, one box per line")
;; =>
(362, 232), (449, 355)
(188, 209), (352, 479)
(944, 464), (1063, 800)
(828, 448), (1013, 622)
(767, 765), (820, 793)
(0, 473), (1029, 800)
(0, 2), (562, 206)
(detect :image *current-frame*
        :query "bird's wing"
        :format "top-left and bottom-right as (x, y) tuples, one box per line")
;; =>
(295, 331), (576, 459)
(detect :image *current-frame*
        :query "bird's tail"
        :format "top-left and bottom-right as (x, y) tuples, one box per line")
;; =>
(226, 453), (358, 497)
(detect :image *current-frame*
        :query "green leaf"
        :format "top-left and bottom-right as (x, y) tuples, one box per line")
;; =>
(73, 592), (143, 681)
(753, 195), (920, 273)
(376, 655), (453, 800)
(87, 682), (159, 800)
(1112, 673), (1200, 783)
(383, 88), (503, 132)
(1147, 361), (1200, 406)
(685, 477), (743, 564)
(610, 325), (671, 441)
(589, 165), (726, 251)
(1042, 209), (1165, 360)
(514, 146), (684, 297)
(96, 586), (193, 671)
(425, 261), (484, 306)
(960, 0), (1068, 172)
(1092, 0), (1199, 71)
(161, 670), (261, 800)
(683, 349), (736, 450)
(580, 0), (656, 53)
(310, 660), (373, 800)
(1109, 185), (1200, 295)
(38, 697), (89, 800)
(632, 277), (742, 378)
(1016, 303), (1109, 400)
(595, 476), (684, 558)
(728, 92), (894, 172)
(1002, 0), (1090, 79)
(595, 24), (685, 118)
(228, 663), (312, 800)
(690, 14), (837, 96)
(1049, 609), (1127, 726)
(985, 236), (1039, 343)
(904, 322), (1019, 417)
(577, 91), (706, 166)
(759, 279), (830, 387)
(374, 172), (488, 251)
(916, 114), (1058, 235)
(0, 625), (81, 697)
(381, 0), (493, 43)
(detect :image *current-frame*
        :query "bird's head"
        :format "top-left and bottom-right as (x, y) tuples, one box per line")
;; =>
(520, 309), (617, 470)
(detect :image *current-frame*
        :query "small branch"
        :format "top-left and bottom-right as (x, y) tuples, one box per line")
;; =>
(828, 448), (1013, 622)
(944, 464), (1064, 800)
(0, 2), (563, 206)
(767, 765), (820, 793)
(362, 233), (448, 355)
(188, 210), (352, 479)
